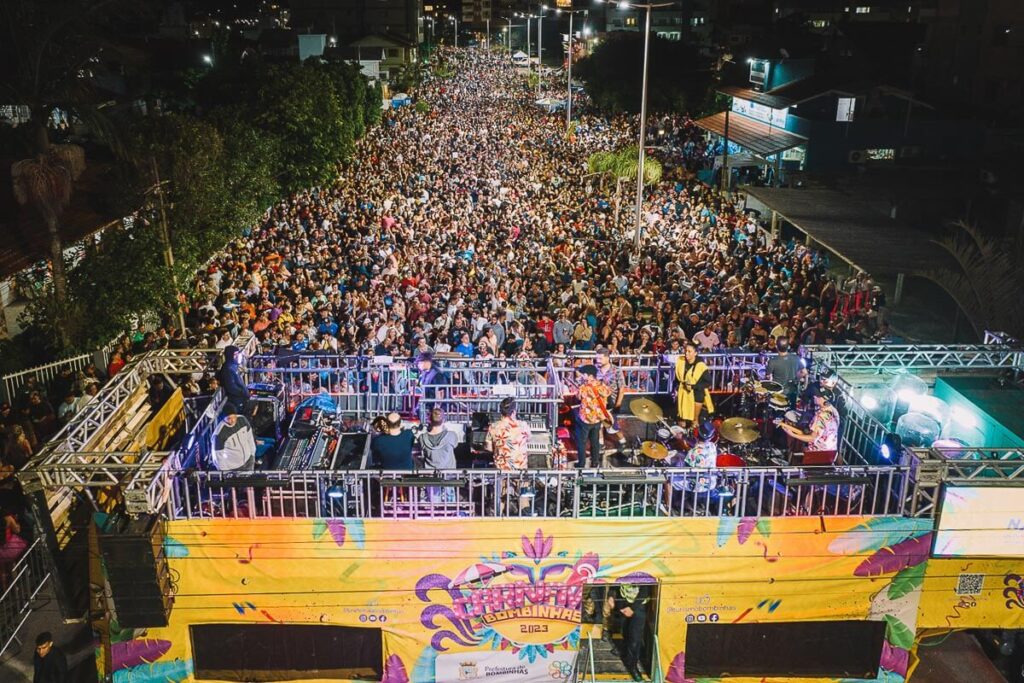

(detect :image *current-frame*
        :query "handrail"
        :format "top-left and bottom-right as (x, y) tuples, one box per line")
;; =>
(0, 537), (53, 657)
(652, 633), (664, 683)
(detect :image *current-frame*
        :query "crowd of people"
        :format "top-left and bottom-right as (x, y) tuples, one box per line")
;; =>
(185, 48), (890, 376)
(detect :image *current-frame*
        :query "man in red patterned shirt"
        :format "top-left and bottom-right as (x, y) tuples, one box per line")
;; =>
(484, 398), (531, 471)
(565, 365), (612, 468)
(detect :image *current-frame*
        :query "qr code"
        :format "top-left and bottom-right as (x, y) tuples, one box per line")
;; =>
(956, 573), (984, 595)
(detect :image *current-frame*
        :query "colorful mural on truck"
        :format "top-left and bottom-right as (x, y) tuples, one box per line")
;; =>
(97, 516), (1024, 683)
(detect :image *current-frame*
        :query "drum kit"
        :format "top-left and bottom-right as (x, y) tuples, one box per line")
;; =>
(626, 399), (768, 466)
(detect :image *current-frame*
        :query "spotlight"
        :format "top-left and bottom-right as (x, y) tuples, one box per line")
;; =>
(617, 0), (629, 8)
(896, 388), (917, 404)
(879, 432), (902, 462)
(861, 395), (878, 410)
(327, 486), (344, 499)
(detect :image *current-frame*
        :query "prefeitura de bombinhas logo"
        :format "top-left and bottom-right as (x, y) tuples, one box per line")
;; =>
(415, 529), (607, 663)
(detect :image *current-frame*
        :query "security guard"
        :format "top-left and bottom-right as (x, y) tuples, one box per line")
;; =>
(607, 583), (651, 681)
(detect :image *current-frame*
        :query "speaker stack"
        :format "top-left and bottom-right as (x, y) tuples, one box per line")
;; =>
(99, 514), (174, 628)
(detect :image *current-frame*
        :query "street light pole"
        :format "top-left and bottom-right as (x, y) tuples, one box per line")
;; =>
(566, 11), (573, 131)
(508, 16), (513, 51)
(537, 8), (544, 98)
(486, 18), (490, 49)
(631, 4), (652, 255)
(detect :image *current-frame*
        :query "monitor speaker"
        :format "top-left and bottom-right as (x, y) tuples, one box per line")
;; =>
(100, 514), (174, 628)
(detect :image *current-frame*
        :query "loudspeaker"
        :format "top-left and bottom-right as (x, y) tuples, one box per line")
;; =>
(100, 514), (174, 628)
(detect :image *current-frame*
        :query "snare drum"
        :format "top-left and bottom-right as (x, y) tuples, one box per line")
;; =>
(784, 410), (800, 424)
(657, 428), (672, 441)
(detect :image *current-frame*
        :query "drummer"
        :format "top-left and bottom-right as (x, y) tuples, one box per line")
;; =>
(667, 420), (719, 500)
(779, 386), (840, 457)
(674, 342), (714, 427)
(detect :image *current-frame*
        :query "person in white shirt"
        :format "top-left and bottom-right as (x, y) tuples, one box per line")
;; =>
(212, 406), (257, 471)
(691, 324), (720, 352)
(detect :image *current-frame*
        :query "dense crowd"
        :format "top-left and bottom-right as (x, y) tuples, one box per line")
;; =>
(184, 48), (888, 366)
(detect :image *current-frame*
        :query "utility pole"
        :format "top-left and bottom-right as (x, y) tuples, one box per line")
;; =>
(631, 5), (652, 256)
(151, 158), (187, 333)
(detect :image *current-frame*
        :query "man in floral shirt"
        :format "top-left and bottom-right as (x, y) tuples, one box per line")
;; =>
(484, 398), (530, 471)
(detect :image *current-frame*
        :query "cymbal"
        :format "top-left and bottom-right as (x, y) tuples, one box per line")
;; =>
(640, 441), (670, 460)
(720, 417), (756, 431)
(756, 380), (783, 395)
(720, 422), (761, 444)
(630, 398), (664, 423)
(769, 392), (789, 407)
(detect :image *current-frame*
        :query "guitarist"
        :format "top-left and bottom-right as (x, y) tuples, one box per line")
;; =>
(595, 346), (625, 435)
(563, 365), (612, 468)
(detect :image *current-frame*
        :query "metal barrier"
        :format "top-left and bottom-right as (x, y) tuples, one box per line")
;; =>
(0, 538), (52, 657)
(2, 353), (93, 404)
(165, 465), (919, 520)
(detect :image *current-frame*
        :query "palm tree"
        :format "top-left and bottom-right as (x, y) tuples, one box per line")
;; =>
(10, 144), (85, 305)
(610, 147), (663, 230)
(2, 0), (131, 307)
(919, 220), (1024, 340)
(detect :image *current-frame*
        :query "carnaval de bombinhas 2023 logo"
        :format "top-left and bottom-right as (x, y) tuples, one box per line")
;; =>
(414, 529), (608, 662)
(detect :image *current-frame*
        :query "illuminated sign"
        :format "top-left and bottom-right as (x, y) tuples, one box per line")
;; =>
(934, 486), (1024, 557)
(731, 98), (788, 128)
(556, 0), (572, 7)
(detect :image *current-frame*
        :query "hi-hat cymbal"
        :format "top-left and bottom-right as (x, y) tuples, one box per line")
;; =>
(640, 441), (670, 460)
(720, 417), (756, 431)
(720, 422), (761, 444)
(630, 398), (664, 423)
(769, 392), (789, 407)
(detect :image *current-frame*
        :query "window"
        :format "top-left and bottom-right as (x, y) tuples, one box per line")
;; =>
(191, 624), (384, 681)
(684, 621), (885, 678)
(690, 16), (705, 26)
(855, 6), (871, 13)
(811, 19), (830, 28)
(625, 16), (637, 26)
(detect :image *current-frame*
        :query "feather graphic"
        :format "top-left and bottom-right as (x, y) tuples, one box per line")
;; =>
(886, 563), (926, 600)
(382, 654), (410, 683)
(112, 659), (192, 683)
(327, 520), (347, 546)
(111, 639), (172, 671)
(716, 517), (739, 547)
(880, 642), (910, 677)
(665, 650), (694, 683)
(884, 615), (915, 650)
(755, 519), (771, 538)
(737, 518), (757, 545)
(854, 534), (932, 577)
(412, 646), (438, 683)
(828, 518), (929, 555)
(162, 537), (189, 558)
(312, 519), (328, 540)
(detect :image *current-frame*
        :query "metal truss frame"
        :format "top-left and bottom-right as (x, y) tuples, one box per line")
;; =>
(18, 342), (1024, 517)
(806, 344), (1023, 372)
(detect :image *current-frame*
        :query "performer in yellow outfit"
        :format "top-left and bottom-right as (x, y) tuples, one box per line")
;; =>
(675, 342), (714, 424)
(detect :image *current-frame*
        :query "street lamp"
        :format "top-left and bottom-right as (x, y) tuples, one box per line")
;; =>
(202, 54), (213, 65)
(449, 15), (458, 48)
(595, 0), (676, 255)
(561, 7), (590, 133)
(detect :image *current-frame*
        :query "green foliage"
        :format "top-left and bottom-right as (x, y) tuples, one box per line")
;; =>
(574, 33), (712, 114)
(253, 62), (352, 192)
(920, 220), (1024, 340)
(414, 100), (431, 115)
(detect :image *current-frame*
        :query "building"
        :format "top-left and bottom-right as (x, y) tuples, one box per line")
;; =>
(350, 33), (418, 80)
(289, 0), (422, 46)
(916, 0), (1024, 121)
(605, 3), (685, 40)
(694, 56), (985, 181)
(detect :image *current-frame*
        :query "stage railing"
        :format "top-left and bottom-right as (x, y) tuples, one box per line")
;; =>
(164, 464), (918, 521)
(0, 538), (52, 657)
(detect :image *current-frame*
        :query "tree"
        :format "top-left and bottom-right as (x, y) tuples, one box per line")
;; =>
(573, 33), (712, 114)
(919, 221), (1024, 340)
(2, 0), (145, 309)
(589, 147), (662, 229)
